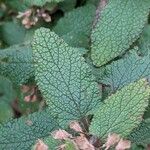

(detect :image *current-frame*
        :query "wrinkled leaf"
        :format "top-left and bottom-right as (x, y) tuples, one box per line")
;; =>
(54, 4), (96, 48)
(0, 44), (34, 85)
(91, 0), (150, 66)
(90, 79), (150, 139)
(32, 28), (102, 127)
(129, 119), (150, 144)
(96, 51), (150, 91)
(0, 109), (59, 150)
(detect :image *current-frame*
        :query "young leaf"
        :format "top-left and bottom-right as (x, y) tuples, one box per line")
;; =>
(91, 0), (150, 66)
(32, 28), (102, 127)
(54, 4), (96, 48)
(0, 109), (59, 150)
(0, 44), (34, 85)
(90, 79), (150, 139)
(129, 119), (150, 144)
(97, 51), (150, 91)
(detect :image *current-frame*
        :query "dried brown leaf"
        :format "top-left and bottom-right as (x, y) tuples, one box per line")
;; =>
(74, 135), (95, 150)
(115, 139), (131, 150)
(104, 133), (120, 150)
(69, 121), (83, 133)
(52, 129), (72, 140)
(34, 139), (48, 150)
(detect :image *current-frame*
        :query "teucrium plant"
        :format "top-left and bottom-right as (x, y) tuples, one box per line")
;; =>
(0, 0), (150, 149)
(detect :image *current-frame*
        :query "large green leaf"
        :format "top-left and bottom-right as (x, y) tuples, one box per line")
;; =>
(32, 28), (102, 126)
(0, 109), (59, 150)
(54, 4), (96, 48)
(90, 79), (150, 139)
(0, 44), (34, 85)
(129, 119), (150, 144)
(91, 0), (150, 66)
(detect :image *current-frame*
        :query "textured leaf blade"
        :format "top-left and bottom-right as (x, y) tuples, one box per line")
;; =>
(0, 76), (15, 103)
(0, 109), (59, 150)
(32, 28), (101, 126)
(90, 79), (150, 139)
(97, 51), (150, 91)
(138, 24), (150, 56)
(91, 0), (150, 66)
(0, 44), (34, 85)
(54, 4), (96, 48)
(129, 119), (150, 144)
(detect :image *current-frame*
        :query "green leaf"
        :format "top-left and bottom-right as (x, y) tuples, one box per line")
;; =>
(131, 144), (145, 150)
(32, 28), (101, 127)
(1, 21), (26, 45)
(0, 76), (15, 103)
(138, 24), (150, 56)
(91, 0), (150, 66)
(58, 0), (77, 12)
(24, 0), (63, 7)
(54, 4), (96, 48)
(65, 140), (76, 150)
(96, 50), (150, 91)
(5, 0), (28, 11)
(90, 79), (150, 139)
(6, 0), (63, 11)
(0, 102), (13, 123)
(129, 119), (150, 144)
(0, 44), (34, 85)
(43, 136), (61, 150)
(86, 0), (99, 6)
(0, 109), (59, 150)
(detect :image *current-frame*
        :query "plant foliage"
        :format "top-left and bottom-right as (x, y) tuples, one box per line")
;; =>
(0, 0), (150, 149)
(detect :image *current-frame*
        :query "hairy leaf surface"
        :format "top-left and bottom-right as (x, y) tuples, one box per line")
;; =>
(90, 79), (150, 139)
(138, 24), (150, 56)
(0, 44), (34, 85)
(91, 0), (150, 66)
(32, 28), (101, 126)
(54, 4), (96, 48)
(97, 51), (150, 91)
(129, 119), (150, 144)
(0, 109), (59, 150)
